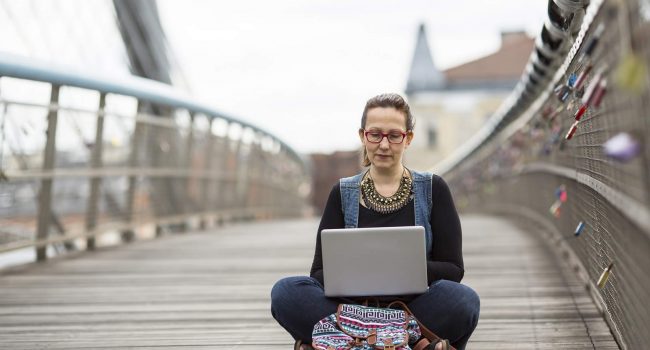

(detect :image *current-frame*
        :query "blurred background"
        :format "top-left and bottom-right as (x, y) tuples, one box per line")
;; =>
(0, 0), (548, 152)
(1, 0), (650, 348)
(0, 0), (549, 231)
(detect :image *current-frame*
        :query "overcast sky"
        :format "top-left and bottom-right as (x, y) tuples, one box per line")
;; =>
(157, 0), (548, 154)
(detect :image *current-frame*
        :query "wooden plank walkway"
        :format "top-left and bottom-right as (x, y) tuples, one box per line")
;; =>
(0, 215), (618, 349)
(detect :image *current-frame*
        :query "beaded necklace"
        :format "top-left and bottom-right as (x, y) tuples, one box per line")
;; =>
(361, 168), (413, 214)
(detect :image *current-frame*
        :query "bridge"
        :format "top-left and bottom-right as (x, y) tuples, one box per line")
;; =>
(1, 0), (648, 349)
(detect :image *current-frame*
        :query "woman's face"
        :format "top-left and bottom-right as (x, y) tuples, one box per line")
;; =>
(359, 107), (413, 171)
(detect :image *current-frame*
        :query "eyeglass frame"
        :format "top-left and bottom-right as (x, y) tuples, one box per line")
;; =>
(361, 129), (410, 144)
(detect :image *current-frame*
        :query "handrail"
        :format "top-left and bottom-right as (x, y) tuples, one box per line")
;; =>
(433, 0), (650, 348)
(0, 52), (305, 165)
(0, 52), (312, 266)
(433, 0), (598, 175)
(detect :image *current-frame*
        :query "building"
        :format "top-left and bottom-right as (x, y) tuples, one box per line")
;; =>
(309, 151), (361, 214)
(404, 24), (534, 170)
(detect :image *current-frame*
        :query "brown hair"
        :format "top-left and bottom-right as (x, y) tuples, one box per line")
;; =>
(360, 93), (415, 167)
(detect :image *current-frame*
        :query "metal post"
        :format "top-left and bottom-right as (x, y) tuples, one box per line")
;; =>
(212, 133), (227, 225)
(35, 85), (60, 261)
(212, 126), (230, 210)
(184, 113), (195, 229)
(222, 134), (240, 221)
(123, 103), (142, 242)
(215, 122), (231, 217)
(85, 93), (106, 250)
(200, 118), (214, 229)
(249, 136), (262, 218)
(232, 138), (245, 220)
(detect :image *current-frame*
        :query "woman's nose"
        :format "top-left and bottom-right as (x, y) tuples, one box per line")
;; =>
(379, 137), (391, 148)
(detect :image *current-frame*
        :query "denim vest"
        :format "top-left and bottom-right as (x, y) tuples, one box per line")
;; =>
(339, 170), (433, 254)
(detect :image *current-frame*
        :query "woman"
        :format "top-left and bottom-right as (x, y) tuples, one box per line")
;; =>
(271, 93), (480, 350)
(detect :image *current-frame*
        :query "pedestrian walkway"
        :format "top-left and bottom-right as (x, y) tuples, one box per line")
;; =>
(0, 215), (618, 349)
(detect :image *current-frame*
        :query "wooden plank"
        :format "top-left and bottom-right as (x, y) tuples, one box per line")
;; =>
(0, 216), (619, 348)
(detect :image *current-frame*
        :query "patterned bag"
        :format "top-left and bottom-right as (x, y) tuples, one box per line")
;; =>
(312, 304), (417, 350)
(311, 302), (454, 350)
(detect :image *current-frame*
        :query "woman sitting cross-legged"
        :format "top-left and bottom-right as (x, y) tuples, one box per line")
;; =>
(271, 93), (480, 350)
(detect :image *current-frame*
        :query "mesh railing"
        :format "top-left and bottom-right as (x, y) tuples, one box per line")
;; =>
(0, 53), (311, 262)
(436, 0), (650, 349)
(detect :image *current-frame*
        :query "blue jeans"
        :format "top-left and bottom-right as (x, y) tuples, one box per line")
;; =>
(271, 276), (480, 350)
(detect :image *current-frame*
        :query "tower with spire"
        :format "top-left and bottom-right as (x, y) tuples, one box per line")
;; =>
(405, 24), (445, 94)
(403, 24), (534, 170)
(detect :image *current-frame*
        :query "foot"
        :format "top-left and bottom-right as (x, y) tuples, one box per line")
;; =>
(433, 339), (450, 350)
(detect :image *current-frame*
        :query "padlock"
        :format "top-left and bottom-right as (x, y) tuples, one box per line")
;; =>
(567, 73), (578, 88)
(574, 104), (588, 121)
(597, 262), (614, 289)
(565, 121), (580, 140)
(555, 185), (567, 202)
(549, 199), (562, 218)
(574, 221), (585, 236)
(573, 64), (593, 90)
(582, 67), (606, 106)
(591, 79), (608, 108)
(556, 84), (571, 102)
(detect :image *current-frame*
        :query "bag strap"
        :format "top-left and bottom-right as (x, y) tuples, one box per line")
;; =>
(386, 300), (457, 350)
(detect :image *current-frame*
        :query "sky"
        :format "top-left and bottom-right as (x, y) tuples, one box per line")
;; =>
(157, 1), (548, 154)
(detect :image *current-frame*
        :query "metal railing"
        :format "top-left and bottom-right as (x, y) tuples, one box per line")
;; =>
(0, 53), (311, 262)
(435, 0), (650, 349)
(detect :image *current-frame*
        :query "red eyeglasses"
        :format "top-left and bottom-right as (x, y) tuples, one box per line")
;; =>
(363, 130), (408, 144)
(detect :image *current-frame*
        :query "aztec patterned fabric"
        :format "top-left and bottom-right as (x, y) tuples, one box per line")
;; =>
(312, 304), (421, 350)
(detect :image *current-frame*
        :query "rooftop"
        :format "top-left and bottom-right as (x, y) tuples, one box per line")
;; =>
(405, 28), (534, 93)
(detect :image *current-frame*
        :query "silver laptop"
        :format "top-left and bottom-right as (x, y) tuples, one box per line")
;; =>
(321, 226), (428, 297)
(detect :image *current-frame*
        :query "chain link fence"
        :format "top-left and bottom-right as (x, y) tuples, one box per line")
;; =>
(438, 1), (650, 348)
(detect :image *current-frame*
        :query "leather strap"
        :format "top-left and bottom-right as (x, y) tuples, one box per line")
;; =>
(386, 300), (457, 350)
(413, 338), (431, 350)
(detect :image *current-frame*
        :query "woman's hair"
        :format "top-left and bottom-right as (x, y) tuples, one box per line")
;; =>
(360, 93), (415, 167)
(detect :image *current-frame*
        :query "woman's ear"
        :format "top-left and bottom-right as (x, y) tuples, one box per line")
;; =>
(405, 131), (414, 146)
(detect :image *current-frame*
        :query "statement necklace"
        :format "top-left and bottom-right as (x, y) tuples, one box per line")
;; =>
(361, 168), (413, 214)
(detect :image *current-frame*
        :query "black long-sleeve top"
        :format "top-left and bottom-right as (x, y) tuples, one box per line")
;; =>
(310, 174), (464, 286)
